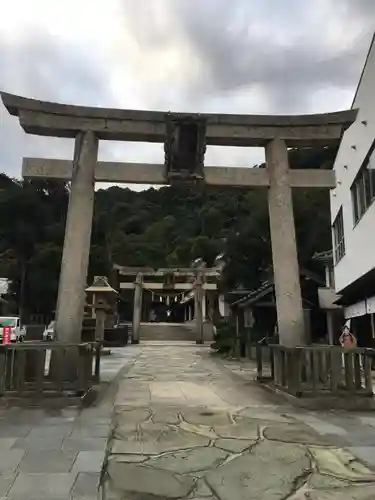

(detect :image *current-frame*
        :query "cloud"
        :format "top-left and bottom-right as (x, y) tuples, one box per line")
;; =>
(0, 0), (373, 184)
(121, 0), (374, 112)
(0, 28), (111, 174)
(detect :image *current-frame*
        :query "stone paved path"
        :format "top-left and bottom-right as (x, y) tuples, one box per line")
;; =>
(101, 343), (375, 500)
(0, 346), (139, 500)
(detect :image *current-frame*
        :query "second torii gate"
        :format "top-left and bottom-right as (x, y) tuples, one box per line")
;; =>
(0, 92), (357, 347)
(128, 270), (217, 344)
(115, 266), (219, 344)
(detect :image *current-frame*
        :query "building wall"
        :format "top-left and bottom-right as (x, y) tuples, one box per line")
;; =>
(331, 35), (375, 293)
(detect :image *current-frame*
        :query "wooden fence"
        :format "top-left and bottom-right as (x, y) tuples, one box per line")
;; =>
(257, 345), (375, 397)
(0, 342), (101, 397)
(230, 334), (277, 360)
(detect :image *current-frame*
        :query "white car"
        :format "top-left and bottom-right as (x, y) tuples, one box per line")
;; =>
(42, 321), (55, 341)
(0, 316), (26, 342)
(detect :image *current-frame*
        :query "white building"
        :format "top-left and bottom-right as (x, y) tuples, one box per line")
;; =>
(330, 34), (375, 343)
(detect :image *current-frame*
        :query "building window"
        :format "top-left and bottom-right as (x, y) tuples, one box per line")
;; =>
(351, 149), (375, 224)
(333, 208), (345, 264)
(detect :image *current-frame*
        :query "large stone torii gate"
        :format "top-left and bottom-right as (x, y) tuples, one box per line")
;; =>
(1, 92), (357, 347)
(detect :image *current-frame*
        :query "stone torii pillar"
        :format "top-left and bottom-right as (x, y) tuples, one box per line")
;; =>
(55, 131), (98, 342)
(132, 273), (143, 344)
(266, 139), (304, 346)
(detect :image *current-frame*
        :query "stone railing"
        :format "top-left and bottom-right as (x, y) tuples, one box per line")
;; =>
(0, 342), (100, 398)
(257, 345), (375, 398)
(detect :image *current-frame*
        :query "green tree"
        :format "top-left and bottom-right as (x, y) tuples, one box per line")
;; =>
(0, 178), (68, 320)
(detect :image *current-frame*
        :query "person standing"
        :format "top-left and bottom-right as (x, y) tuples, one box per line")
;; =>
(339, 324), (359, 375)
(339, 325), (357, 348)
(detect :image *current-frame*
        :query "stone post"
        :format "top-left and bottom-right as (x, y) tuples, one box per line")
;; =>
(55, 130), (98, 343)
(92, 301), (109, 381)
(327, 311), (335, 345)
(95, 307), (107, 342)
(202, 292), (206, 320)
(266, 138), (305, 346)
(207, 292), (216, 322)
(132, 273), (143, 344)
(195, 273), (204, 344)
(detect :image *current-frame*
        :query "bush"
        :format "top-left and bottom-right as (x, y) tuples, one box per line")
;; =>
(211, 318), (236, 354)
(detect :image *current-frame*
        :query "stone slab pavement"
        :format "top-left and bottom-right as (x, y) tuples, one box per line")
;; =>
(101, 342), (375, 500)
(0, 345), (139, 500)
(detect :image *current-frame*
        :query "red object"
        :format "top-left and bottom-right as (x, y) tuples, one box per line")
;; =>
(2, 326), (11, 344)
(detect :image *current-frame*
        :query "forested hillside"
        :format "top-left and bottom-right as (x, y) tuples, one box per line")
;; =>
(0, 147), (335, 318)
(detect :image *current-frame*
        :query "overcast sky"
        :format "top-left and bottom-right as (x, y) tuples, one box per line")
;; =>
(0, 0), (374, 190)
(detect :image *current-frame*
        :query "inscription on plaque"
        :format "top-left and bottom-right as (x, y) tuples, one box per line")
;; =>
(164, 114), (206, 183)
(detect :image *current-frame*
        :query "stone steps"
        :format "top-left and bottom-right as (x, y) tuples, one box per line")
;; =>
(139, 323), (195, 341)
(139, 322), (215, 342)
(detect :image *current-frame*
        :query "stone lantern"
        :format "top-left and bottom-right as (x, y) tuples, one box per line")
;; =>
(85, 276), (118, 343)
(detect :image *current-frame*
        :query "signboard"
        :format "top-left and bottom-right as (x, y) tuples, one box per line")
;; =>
(0, 278), (9, 295)
(163, 272), (175, 290)
(164, 115), (206, 182)
(344, 300), (367, 319)
(2, 325), (11, 344)
(366, 296), (375, 314)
